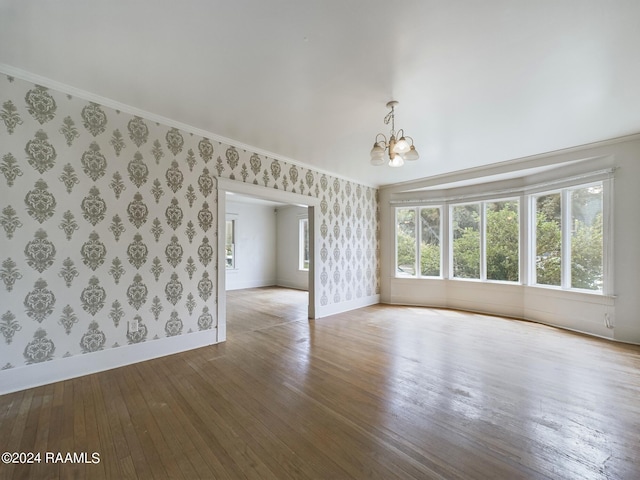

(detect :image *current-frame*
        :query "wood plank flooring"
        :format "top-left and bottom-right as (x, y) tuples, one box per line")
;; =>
(225, 287), (308, 336)
(1, 287), (640, 479)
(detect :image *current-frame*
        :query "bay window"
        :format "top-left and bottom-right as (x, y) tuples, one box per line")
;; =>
(394, 177), (606, 294)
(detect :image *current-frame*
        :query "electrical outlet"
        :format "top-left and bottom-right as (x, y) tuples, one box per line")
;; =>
(604, 313), (614, 329)
(129, 318), (139, 333)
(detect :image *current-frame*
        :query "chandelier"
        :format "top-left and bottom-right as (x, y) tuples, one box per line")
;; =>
(370, 101), (419, 167)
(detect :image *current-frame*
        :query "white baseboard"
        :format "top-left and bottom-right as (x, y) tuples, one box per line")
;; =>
(225, 279), (277, 291)
(0, 329), (218, 395)
(275, 280), (309, 291)
(316, 294), (380, 318)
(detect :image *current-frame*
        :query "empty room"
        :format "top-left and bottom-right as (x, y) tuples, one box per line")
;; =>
(1, 1), (640, 479)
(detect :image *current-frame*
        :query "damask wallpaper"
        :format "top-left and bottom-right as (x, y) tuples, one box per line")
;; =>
(0, 73), (379, 377)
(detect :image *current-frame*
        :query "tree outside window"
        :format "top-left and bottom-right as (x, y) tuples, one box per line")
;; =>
(486, 201), (519, 282)
(535, 193), (561, 286)
(451, 204), (480, 279)
(396, 207), (441, 278)
(396, 208), (416, 276)
(570, 185), (603, 290)
(420, 208), (441, 277)
(534, 184), (603, 291)
(394, 179), (604, 293)
(451, 200), (520, 281)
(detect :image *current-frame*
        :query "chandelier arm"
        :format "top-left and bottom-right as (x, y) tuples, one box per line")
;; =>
(374, 133), (388, 146)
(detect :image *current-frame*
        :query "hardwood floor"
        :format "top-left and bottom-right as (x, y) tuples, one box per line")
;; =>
(1, 288), (640, 479)
(225, 287), (308, 336)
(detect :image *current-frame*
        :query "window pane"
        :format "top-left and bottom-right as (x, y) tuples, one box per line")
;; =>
(396, 208), (416, 276)
(452, 204), (480, 279)
(420, 207), (440, 276)
(486, 201), (519, 282)
(300, 218), (309, 270)
(571, 185), (603, 290)
(535, 194), (561, 286)
(226, 219), (235, 269)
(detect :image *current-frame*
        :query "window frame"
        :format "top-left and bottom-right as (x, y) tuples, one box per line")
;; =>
(448, 201), (483, 281)
(448, 197), (521, 283)
(529, 180), (606, 293)
(394, 205), (443, 279)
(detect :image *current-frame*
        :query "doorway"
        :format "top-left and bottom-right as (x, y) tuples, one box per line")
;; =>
(216, 178), (320, 342)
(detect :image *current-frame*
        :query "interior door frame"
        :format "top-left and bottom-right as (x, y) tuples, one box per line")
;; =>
(216, 177), (321, 342)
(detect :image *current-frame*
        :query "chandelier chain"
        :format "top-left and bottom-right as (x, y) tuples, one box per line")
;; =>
(383, 106), (395, 135)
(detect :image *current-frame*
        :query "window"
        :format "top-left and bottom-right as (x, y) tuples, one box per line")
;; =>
(225, 219), (235, 269)
(451, 204), (480, 279)
(393, 175), (608, 294)
(396, 207), (441, 277)
(534, 193), (561, 286)
(533, 183), (603, 291)
(299, 218), (309, 270)
(396, 208), (417, 276)
(486, 200), (520, 282)
(450, 200), (520, 282)
(420, 207), (441, 277)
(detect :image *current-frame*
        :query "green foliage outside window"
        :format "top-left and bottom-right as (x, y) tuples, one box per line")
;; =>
(535, 187), (603, 290)
(486, 201), (519, 282)
(420, 208), (440, 276)
(452, 205), (480, 279)
(570, 186), (603, 290)
(396, 208), (416, 276)
(396, 207), (441, 277)
(536, 194), (561, 286)
(395, 182), (602, 291)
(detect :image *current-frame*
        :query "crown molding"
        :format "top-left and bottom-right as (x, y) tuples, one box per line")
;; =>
(381, 132), (640, 193)
(0, 63), (376, 189)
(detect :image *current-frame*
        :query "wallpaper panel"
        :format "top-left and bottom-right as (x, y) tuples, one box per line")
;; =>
(0, 74), (379, 372)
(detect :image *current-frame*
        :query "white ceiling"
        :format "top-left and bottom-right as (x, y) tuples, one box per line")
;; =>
(2, 0), (639, 187)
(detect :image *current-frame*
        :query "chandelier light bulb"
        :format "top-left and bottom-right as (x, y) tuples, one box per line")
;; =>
(388, 155), (404, 168)
(403, 145), (419, 161)
(370, 143), (385, 165)
(393, 136), (410, 154)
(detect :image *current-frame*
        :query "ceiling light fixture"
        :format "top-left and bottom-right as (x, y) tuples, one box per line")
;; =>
(370, 101), (419, 167)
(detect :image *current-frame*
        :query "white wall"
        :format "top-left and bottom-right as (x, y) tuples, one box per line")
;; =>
(225, 201), (277, 290)
(275, 205), (309, 290)
(380, 135), (640, 344)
